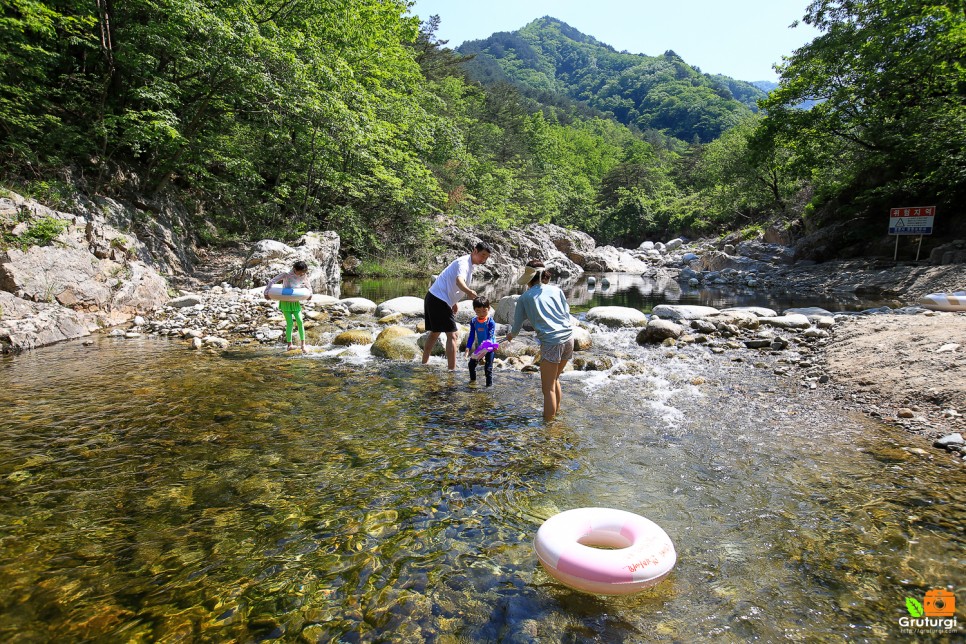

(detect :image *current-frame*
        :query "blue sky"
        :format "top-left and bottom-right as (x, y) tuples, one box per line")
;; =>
(408, 0), (821, 82)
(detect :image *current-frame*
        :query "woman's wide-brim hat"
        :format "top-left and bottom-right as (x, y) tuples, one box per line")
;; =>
(517, 265), (544, 286)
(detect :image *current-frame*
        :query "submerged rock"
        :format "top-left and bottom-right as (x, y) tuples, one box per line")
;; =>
(371, 335), (419, 360)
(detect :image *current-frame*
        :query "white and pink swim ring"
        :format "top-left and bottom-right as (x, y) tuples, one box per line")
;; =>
(534, 507), (676, 595)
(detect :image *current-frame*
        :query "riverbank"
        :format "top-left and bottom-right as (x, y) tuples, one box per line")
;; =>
(818, 313), (965, 450)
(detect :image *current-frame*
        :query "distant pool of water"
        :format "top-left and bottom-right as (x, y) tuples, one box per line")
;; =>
(339, 273), (899, 314)
(1, 332), (962, 641)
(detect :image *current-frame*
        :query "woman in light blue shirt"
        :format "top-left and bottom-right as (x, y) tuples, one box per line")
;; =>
(505, 260), (574, 421)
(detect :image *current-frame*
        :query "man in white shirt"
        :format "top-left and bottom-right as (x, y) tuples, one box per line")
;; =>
(422, 242), (493, 370)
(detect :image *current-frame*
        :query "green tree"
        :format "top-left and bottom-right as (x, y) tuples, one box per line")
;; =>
(595, 141), (682, 243)
(760, 0), (966, 234)
(692, 115), (803, 228)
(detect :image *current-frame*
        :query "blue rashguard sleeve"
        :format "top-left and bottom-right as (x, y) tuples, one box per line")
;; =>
(466, 322), (477, 350)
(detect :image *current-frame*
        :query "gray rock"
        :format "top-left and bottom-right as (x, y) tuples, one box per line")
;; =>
(759, 314), (812, 330)
(435, 223), (584, 283)
(169, 295), (203, 308)
(585, 306), (648, 328)
(934, 433), (964, 448)
(494, 295), (520, 325)
(690, 319), (717, 334)
(744, 339), (773, 349)
(231, 231), (341, 292)
(580, 245), (650, 273)
(571, 326), (593, 351)
(375, 296), (425, 318)
(0, 291), (99, 352)
(637, 319), (685, 344)
(652, 304), (720, 320)
(721, 306), (778, 318)
(784, 306), (835, 321)
(339, 297), (377, 315)
(0, 212), (168, 326)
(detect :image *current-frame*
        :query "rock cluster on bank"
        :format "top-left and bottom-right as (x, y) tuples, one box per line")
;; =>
(0, 192), (170, 351)
(4, 186), (963, 354)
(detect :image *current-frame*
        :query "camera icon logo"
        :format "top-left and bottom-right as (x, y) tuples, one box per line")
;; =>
(924, 589), (956, 617)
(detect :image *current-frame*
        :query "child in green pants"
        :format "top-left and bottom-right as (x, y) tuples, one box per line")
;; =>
(264, 260), (312, 353)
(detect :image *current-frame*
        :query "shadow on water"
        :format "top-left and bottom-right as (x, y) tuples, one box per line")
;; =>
(0, 329), (962, 640)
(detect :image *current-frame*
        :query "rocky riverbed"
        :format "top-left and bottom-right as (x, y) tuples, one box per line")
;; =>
(110, 245), (966, 465)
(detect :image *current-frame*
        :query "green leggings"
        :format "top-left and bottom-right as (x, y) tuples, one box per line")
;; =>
(279, 301), (304, 342)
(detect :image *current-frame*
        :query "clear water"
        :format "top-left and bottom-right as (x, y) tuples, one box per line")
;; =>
(1, 326), (963, 641)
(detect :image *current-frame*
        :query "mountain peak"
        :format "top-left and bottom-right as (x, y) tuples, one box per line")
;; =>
(456, 17), (765, 142)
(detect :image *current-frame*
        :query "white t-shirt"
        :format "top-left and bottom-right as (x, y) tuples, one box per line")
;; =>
(428, 254), (473, 306)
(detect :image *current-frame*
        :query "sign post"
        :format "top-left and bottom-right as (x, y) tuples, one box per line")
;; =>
(888, 206), (936, 261)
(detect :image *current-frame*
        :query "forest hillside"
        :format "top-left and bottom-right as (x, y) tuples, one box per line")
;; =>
(0, 1), (962, 269)
(457, 16), (766, 143)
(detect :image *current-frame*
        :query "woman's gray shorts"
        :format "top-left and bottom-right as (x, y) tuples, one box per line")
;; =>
(540, 337), (574, 364)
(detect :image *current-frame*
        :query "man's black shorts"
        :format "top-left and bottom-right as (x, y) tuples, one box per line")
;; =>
(424, 292), (457, 332)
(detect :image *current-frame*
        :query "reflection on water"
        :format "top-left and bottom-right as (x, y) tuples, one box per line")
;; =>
(341, 273), (899, 314)
(0, 337), (963, 641)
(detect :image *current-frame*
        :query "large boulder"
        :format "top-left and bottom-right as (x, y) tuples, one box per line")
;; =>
(73, 193), (197, 278)
(580, 246), (650, 273)
(435, 223), (585, 284)
(340, 297), (377, 315)
(651, 304), (720, 321)
(375, 296), (425, 318)
(0, 194), (170, 330)
(494, 295), (519, 325)
(637, 318), (685, 345)
(231, 231), (341, 293)
(1, 245), (168, 326)
(928, 240), (966, 265)
(371, 334), (419, 360)
(0, 291), (100, 352)
(585, 306), (648, 328)
(699, 251), (765, 273)
(735, 240), (795, 264)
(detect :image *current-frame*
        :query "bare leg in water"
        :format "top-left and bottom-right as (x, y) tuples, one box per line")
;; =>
(539, 358), (569, 421)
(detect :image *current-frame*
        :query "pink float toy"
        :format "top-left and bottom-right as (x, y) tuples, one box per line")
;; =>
(534, 507), (676, 595)
(471, 339), (499, 359)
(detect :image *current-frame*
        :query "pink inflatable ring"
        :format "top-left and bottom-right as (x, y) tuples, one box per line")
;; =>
(534, 507), (676, 595)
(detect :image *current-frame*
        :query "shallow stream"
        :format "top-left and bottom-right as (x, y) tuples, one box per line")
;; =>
(1, 321), (963, 640)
